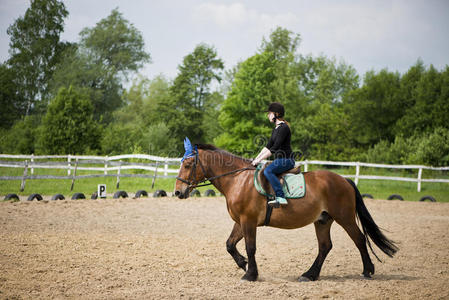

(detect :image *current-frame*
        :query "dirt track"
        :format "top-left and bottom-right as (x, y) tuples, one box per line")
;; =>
(1, 197), (448, 299)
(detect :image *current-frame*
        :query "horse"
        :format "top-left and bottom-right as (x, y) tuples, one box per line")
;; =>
(174, 143), (398, 282)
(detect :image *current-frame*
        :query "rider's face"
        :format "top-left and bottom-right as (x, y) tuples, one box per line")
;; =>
(267, 112), (275, 123)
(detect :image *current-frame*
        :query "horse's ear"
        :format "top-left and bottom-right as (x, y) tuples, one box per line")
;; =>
(182, 137), (194, 162)
(184, 137), (192, 152)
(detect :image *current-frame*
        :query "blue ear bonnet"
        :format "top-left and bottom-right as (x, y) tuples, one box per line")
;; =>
(181, 137), (196, 162)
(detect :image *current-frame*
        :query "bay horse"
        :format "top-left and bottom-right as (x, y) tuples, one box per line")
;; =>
(175, 144), (398, 282)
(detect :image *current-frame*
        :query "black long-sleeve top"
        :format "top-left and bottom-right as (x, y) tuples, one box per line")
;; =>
(266, 122), (294, 159)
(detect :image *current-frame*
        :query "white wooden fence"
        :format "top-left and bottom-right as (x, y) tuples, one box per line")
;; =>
(0, 154), (180, 177)
(298, 160), (449, 192)
(0, 154), (448, 192)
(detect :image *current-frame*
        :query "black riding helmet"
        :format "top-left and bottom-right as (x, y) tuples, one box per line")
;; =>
(265, 102), (285, 118)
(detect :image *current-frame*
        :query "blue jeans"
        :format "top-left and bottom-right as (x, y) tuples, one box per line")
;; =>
(263, 158), (295, 198)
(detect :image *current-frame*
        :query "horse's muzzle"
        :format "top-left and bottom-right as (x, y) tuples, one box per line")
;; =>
(174, 189), (189, 199)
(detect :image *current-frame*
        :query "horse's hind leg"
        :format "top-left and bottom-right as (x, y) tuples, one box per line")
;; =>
(299, 212), (334, 282)
(337, 219), (375, 278)
(226, 222), (247, 271)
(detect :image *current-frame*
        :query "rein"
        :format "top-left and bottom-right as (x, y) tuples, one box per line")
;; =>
(176, 150), (255, 189)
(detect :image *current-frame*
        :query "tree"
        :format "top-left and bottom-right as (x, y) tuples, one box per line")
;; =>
(160, 44), (224, 151)
(344, 69), (402, 146)
(0, 64), (25, 128)
(101, 75), (173, 155)
(292, 55), (359, 156)
(215, 51), (276, 155)
(395, 65), (449, 137)
(50, 8), (151, 122)
(216, 28), (303, 155)
(79, 8), (151, 80)
(397, 59), (425, 112)
(0, 115), (41, 154)
(37, 86), (101, 154)
(216, 27), (359, 159)
(6, 0), (68, 115)
(50, 45), (122, 122)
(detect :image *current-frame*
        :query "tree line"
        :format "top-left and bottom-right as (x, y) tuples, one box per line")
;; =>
(1, 0), (448, 166)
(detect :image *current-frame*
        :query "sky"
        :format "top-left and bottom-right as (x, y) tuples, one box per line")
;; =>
(1, 0), (448, 81)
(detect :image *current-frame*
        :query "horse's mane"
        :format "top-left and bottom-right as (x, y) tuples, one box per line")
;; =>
(196, 144), (252, 164)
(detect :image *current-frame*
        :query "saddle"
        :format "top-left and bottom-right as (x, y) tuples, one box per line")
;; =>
(254, 163), (306, 199)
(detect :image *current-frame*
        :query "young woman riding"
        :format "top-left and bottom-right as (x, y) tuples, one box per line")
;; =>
(251, 102), (295, 206)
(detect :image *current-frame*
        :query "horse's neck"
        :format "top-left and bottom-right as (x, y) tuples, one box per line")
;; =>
(204, 152), (252, 196)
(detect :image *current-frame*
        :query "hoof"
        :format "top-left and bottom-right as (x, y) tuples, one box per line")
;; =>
(241, 273), (258, 282)
(362, 273), (373, 280)
(298, 276), (312, 282)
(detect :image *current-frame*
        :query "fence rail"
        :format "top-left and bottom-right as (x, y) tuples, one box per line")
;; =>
(0, 154), (448, 192)
(298, 160), (449, 192)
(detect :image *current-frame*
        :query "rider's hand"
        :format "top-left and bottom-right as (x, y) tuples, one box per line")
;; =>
(251, 159), (259, 166)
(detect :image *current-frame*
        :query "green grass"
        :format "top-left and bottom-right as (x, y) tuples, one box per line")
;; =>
(0, 165), (219, 199)
(1, 164), (448, 202)
(357, 180), (448, 202)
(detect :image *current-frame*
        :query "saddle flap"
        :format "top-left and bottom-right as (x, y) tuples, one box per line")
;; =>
(254, 164), (305, 199)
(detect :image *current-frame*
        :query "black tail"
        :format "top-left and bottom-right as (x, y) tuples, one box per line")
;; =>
(346, 179), (398, 261)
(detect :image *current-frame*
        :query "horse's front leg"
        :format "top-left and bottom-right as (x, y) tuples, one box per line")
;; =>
(226, 222), (247, 271)
(240, 219), (258, 281)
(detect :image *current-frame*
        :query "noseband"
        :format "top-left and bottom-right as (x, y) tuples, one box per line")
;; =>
(176, 150), (255, 190)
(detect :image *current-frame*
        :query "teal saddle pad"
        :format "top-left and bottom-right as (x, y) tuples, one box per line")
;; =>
(254, 164), (306, 199)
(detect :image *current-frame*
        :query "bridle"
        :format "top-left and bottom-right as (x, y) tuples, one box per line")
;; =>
(176, 150), (255, 190)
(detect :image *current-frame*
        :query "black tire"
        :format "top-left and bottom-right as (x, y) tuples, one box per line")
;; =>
(419, 195), (436, 202)
(113, 190), (128, 199)
(387, 194), (404, 201)
(153, 190), (167, 197)
(51, 194), (65, 200)
(135, 190), (148, 198)
(189, 189), (201, 197)
(204, 189), (216, 197)
(27, 193), (43, 201)
(91, 192), (98, 200)
(71, 193), (86, 200)
(4, 193), (19, 201)
(361, 193), (374, 199)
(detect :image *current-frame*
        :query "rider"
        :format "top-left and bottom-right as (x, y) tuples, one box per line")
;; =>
(252, 102), (295, 206)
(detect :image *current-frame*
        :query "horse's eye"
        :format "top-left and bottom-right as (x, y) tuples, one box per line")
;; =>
(184, 164), (191, 169)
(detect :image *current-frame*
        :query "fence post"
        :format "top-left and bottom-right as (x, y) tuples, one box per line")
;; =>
(104, 155), (108, 175)
(116, 160), (121, 189)
(355, 162), (360, 185)
(68, 155), (71, 176)
(417, 167), (423, 192)
(304, 160), (308, 172)
(20, 160), (28, 192)
(164, 160), (168, 176)
(70, 158), (78, 191)
(30, 153), (34, 175)
(152, 162), (159, 189)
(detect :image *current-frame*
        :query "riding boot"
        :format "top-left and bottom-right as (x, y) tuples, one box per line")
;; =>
(268, 196), (288, 206)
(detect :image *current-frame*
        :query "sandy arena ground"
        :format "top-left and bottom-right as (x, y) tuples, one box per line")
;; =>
(1, 196), (448, 299)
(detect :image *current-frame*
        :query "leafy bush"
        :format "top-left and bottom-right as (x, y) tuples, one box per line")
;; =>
(366, 128), (449, 166)
(37, 86), (101, 154)
(141, 122), (178, 156)
(365, 136), (416, 164)
(0, 115), (40, 154)
(408, 128), (449, 166)
(101, 122), (143, 155)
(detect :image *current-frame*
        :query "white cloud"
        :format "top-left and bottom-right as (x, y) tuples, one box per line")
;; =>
(192, 2), (299, 33)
